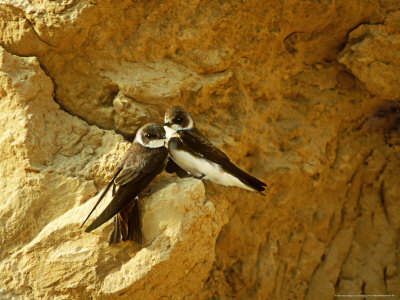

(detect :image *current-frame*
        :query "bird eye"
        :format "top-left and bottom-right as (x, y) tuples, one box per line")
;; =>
(173, 117), (182, 123)
(146, 133), (156, 139)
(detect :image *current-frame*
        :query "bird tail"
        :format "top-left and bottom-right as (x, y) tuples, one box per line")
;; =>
(108, 199), (142, 245)
(109, 216), (122, 244)
(119, 199), (142, 245)
(228, 163), (267, 194)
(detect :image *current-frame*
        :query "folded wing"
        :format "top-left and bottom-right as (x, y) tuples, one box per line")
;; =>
(84, 145), (168, 233)
(178, 129), (266, 192)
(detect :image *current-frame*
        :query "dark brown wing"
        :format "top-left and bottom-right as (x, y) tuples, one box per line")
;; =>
(81, 142), (145, 229)
(85, 146), (168, 233)
(178, 129), (230, 162)
(179, 129), (266, 192)
(113, 141), (156, 186)
(80, 166), (123, 228)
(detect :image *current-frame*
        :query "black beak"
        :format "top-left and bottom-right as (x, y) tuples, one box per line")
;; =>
(164, 122), (171, 127)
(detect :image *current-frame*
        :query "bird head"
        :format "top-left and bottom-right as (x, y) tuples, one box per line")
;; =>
(135, 123), (166, 148)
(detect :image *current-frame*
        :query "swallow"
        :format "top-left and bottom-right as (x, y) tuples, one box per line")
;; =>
(81, 123), (168, 244)
(164, 106), (266, 194)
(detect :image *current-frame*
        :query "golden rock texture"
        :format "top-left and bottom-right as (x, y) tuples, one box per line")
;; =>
(0, 0), (399, 299)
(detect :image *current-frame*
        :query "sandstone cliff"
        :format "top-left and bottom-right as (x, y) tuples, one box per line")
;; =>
(0, 0), (399, 299)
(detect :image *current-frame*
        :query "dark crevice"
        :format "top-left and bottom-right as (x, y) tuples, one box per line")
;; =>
(375, 162), (387, 181)
(254, 243), (263, 294)
(278, 263), (287, 299)
(37, 61), (54, 83)
(36, 61), (83, 124)
(98, 84), (119, 107)
(350, 115), (369, 133)
(36, 59), (132, 141)
(303, 259), (321, 299)
(361, 281), (366, 299)
(354, 183), (363, 221)
(383, 8), (400, 21)
(346, 169), (358, 185)
(339, 206), (345, 228)
(328, 211), (336, 230)
(0, 46), (81, 128)
(308, 203), (355, 298)
(341, 243), (353, 275)
(223, 260), (244, 295)
(334, 274), (341, 292)
(25, 18), (57, 48)
(271, 265), (278, 299)
(296, 243), (304, 266)
(283, 31), (305, 54)
(1, 9), (120, 139)
(383, 266), (388, 293)
(362, 149), (374, 166)
(370, 211), (374, 226)
(330, 137), (340, 169)
(341, 19), (385, 50)
(379, 181), (391, 226)
(305, 224), (354, 298)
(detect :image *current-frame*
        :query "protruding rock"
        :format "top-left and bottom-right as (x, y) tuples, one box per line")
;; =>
(338, 11), (400, 100)
(0, 177), (225, 299)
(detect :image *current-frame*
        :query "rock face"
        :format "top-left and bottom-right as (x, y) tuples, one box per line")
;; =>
(0, 0), (399, 299)
(338, 11), (400, 100)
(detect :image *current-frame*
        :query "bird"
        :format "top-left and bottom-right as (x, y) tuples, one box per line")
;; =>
(81, 123), (168, 245)
(164, 106), (266, 194)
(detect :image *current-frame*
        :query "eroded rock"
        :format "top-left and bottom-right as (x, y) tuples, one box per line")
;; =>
(338, 11), (400, 100)
(0, 1), (400, 299)
(0, 177), (224, 299)
(0, 46), (226, 299)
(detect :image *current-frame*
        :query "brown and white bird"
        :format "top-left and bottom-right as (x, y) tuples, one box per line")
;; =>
(164, 106), (266, 194)
(81, 123), (168, 244)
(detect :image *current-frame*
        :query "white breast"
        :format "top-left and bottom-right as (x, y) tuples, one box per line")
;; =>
(165, 126), (177, 140)
(169, 148), (255, 191)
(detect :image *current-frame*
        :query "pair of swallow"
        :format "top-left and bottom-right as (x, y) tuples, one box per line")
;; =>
(81, 106), (266, 245)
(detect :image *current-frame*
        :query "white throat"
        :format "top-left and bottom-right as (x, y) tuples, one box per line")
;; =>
(165, 126), (177, 139)
(164, 118), (194, 140)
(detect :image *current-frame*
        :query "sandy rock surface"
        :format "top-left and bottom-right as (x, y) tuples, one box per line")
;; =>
(0, 0), (399, 299)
